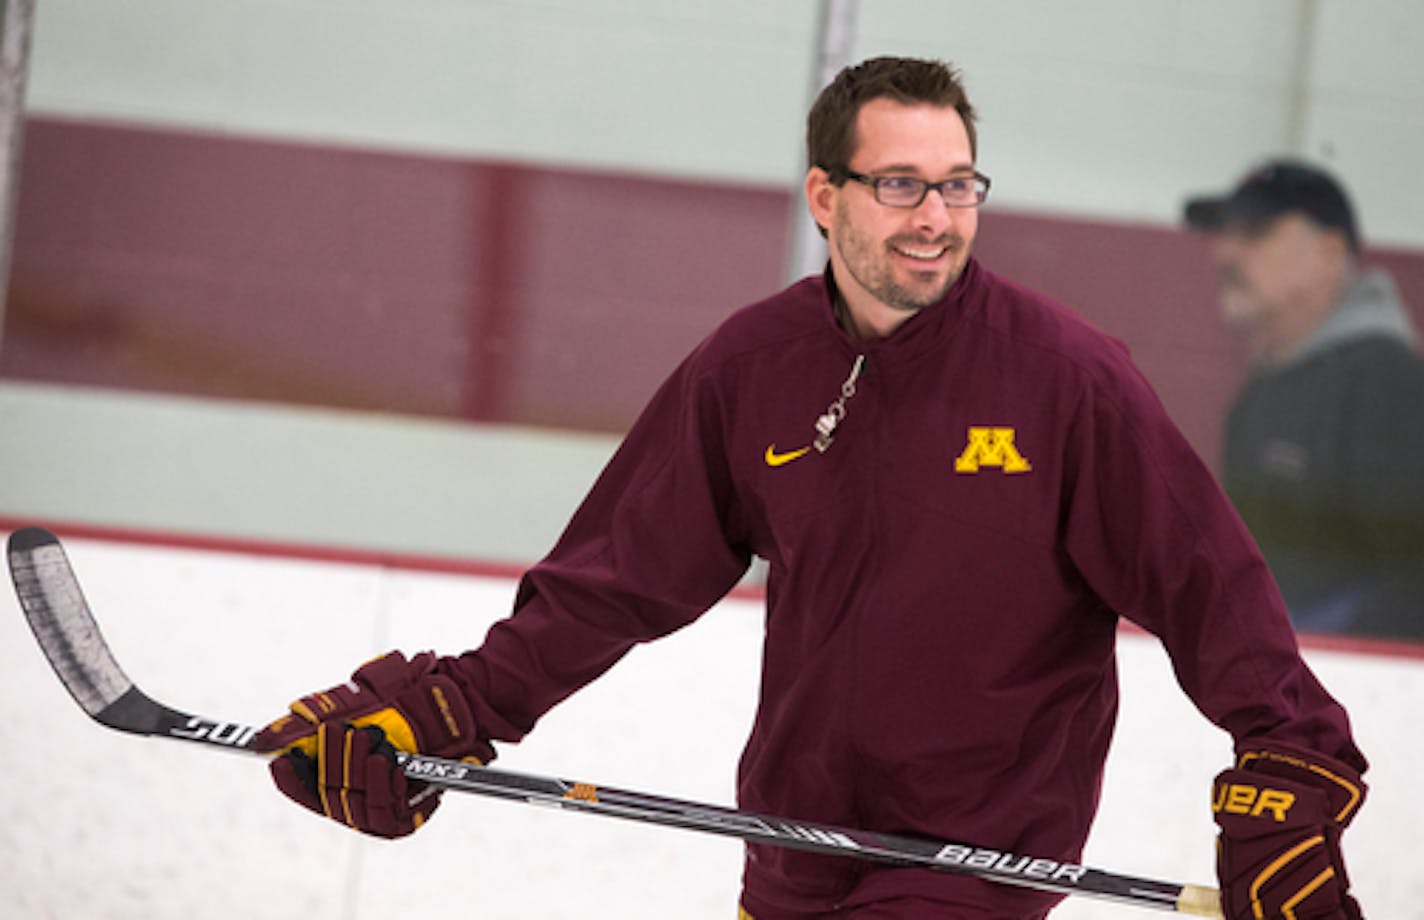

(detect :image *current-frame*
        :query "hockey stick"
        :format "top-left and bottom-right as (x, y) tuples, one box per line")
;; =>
(8, 526), (1221, 917)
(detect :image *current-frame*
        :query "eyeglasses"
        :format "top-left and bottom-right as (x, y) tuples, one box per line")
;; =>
(836, 168), (991, 208)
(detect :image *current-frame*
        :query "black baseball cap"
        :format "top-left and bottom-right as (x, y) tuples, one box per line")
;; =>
(1183, 159), (1359, 252)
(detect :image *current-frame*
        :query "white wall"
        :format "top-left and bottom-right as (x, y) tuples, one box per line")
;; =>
(26, 0), (817, 186)
(0, 381), (617, 563)
(25, 0), (1424, 245)
(1, 537), (1417, 918)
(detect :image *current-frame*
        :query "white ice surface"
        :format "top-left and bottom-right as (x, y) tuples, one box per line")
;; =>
(1, 537), (1419, 918)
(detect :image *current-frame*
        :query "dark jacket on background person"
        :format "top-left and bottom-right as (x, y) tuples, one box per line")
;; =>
(1223, 267), (1424, 639)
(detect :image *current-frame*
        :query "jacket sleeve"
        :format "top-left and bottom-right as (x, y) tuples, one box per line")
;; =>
(438, 345), (753, 744)
(1060, 348), (1366, 772)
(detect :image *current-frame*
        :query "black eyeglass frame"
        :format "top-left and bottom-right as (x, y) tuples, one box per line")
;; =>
(829, 167), (992, 208)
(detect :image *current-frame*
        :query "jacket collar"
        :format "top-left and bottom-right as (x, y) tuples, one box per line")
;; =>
(1276, 267), (1418, 370)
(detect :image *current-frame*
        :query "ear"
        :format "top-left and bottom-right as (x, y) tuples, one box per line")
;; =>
(804, 166), (836, 236)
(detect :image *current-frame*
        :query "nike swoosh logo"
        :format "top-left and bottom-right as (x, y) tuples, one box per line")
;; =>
(765, 444), (811, 467)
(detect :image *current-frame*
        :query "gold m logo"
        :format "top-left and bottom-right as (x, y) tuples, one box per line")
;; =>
(954, 427), (1032, 474)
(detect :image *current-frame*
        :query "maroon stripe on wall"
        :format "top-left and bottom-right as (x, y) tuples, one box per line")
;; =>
(3, 117), (790, 431)
(6, 116), (1424, 466)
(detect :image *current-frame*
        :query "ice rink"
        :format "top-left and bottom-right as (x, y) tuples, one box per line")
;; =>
(2, 535), (1419, 918)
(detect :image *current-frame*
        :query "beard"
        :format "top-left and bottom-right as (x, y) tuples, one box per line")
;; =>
(831, 204), (970, 312)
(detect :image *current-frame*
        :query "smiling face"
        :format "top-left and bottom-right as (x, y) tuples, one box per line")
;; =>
(807, 98), (979, 338)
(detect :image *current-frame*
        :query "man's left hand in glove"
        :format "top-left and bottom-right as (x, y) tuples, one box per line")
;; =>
(1213, 740), (1366, 919)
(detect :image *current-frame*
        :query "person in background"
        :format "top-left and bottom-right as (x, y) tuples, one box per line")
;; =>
(254, 61), (1368, 919)
(1185, 160), (1424, 641)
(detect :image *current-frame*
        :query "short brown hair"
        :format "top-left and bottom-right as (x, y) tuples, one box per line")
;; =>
(807, 56), (978, 175)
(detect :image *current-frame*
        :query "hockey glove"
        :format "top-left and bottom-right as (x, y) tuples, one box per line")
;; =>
(253, 650), (494, 838)
(1213, 741), (1366, 919)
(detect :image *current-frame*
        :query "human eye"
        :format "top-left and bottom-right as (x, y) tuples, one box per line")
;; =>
(872, 176), (927, 205)
(934, 175), (986, 205)
(877, 176), (923, 193)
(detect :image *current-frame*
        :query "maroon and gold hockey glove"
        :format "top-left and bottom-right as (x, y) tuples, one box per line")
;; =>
(252, 650), (494, 838)
(1213, 741), (1366, 919)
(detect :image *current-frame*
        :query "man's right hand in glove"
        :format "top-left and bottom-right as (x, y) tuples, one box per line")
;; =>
(253, 650), (495, 838)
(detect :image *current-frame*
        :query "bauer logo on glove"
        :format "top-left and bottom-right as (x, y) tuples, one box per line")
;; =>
(1212, 782), (1297, 822)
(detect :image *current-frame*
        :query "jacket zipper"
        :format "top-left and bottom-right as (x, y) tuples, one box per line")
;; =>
(813, 353), (867, 453)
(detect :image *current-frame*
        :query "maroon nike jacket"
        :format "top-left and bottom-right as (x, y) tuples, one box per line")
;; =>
(442, 257), (1365, 916)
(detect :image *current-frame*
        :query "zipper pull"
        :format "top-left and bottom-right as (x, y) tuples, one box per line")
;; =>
(813, 354), (865, 453)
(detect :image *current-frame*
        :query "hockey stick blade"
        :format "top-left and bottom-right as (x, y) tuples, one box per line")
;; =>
(8, 525), (253, 747)
(7, 526), (1221, 917)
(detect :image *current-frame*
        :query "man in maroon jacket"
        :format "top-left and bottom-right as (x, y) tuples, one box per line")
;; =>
(255, 58), (1367, 919)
